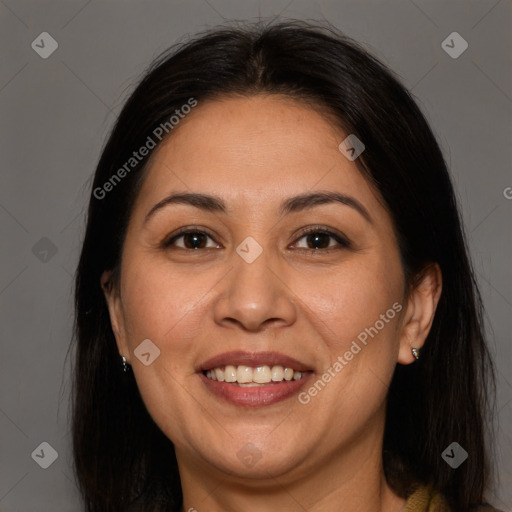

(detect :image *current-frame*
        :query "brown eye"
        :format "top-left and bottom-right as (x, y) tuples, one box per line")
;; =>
(293, 227), (351, 251)
(163, 229), (220, 250)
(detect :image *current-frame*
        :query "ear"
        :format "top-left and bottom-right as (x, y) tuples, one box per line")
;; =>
(397, 263), (442, 364)
(101, 270), (130, 362)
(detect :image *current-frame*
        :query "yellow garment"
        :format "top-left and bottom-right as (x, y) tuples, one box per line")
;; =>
(403, 484), (501, 512)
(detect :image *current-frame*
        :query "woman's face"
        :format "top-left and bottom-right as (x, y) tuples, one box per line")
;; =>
(104, 94), (421, 483)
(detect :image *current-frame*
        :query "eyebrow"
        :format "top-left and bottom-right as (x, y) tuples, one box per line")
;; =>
(144, 190), (373, 224)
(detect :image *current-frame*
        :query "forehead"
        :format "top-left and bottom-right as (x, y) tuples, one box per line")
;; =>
(133, 94), (384, 219)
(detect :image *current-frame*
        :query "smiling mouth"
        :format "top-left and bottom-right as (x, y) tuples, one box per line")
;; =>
(203, 364), (310, 386)
(198, 351), (314, 406)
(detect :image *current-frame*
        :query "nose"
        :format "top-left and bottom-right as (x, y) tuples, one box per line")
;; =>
(212, 245), (297, 332)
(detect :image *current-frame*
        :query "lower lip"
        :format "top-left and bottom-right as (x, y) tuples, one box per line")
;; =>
(199, 373), (313, 407)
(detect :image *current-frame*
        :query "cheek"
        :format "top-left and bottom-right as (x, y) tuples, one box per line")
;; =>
(294, 249), (404, 414)
(119, 253), (219, 346)
(116, 256), (215, 443)
(299, 252), (404, 346)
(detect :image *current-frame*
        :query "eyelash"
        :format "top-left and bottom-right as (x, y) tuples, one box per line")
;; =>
(161, 225), (352, 253)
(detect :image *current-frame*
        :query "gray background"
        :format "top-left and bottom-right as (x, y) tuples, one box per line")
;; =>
(1, 0), (511, 510)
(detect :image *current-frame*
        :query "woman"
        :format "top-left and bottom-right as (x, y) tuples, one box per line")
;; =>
(72, 20), (500, 512)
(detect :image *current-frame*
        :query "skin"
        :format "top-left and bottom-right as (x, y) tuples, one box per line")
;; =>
(102, 94), (442, 512)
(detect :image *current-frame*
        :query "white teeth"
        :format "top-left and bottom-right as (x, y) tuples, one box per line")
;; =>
(205, 364), (307, 384)
(271, 365), (284, 381)
(284, 367), (294, 381)
(253, 365), (271, 383)
(224, 365), (237, 382)
(237, 365), (253, 383)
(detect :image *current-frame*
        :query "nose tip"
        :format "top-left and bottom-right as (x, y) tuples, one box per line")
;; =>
(213, 252), (297, 332)
(224, 308), (283, 332)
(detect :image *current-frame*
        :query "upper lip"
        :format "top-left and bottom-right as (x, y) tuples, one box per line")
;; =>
(198, 351), (313, 373)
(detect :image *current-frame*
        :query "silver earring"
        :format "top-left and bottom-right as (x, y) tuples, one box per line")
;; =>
(411, 347), (420, 360)
(121, 355), (131, 373)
